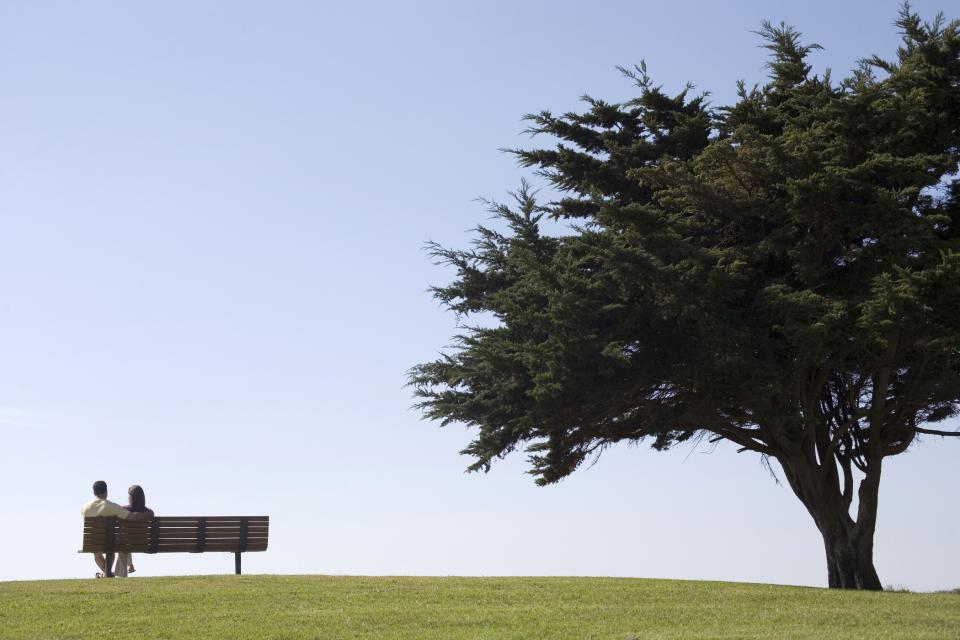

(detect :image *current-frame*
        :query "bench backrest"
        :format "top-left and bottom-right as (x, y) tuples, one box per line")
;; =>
(81, 516), (269, 554)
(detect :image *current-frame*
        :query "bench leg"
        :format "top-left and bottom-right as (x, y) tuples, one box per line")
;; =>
(105, 552), (114, 578)
(235, 552), (241, 575)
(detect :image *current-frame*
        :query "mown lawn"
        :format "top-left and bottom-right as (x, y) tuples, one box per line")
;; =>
(0, 575), (957, 639)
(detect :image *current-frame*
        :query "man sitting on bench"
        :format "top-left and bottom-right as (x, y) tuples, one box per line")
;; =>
(80, 480), (154, 578)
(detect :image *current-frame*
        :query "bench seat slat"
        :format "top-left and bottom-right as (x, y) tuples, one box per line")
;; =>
(85, 520), (267, 529)
(162, 532), (264, 538)
(83, 530), (268, 539)
(82, 525), (269, 533)
(83, 518), (270, 534)
(82, 541), (268, 553)
(143, 517), (269, 523)
(81, 536), (270, 546)
(83, 537), (270, 546)
(79, 515), (270, 528)
(84, 521), (268, 529)
(112, 525), (269, 532)
(82, 536), (269, 545)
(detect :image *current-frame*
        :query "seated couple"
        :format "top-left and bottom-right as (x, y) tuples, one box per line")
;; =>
(80, 480), (155, 578)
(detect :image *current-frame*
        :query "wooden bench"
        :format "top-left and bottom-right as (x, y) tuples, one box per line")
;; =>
(80, 516), (269, 577)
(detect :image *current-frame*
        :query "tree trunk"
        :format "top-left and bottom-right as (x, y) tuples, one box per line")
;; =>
(821, 523), (883, 590)
(780, 454), (884, 590)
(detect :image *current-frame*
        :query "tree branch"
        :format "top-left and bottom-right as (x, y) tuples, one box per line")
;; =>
(915, 427), (960, 437)
(838, 451), (854, 512)
(828, 415), (861, 455)
(883, 429), (916, 456)
(711, 426), (773, 455)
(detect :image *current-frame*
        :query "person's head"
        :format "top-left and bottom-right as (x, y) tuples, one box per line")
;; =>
(128, 485), (146, 511)
(92, 480), (107, 498)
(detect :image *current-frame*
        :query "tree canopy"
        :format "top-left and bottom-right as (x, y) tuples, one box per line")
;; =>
(411, 5), (960, 589)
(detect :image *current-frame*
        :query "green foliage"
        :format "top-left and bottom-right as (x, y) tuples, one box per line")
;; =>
(1, 575), (958, 639)
(411, 4), (960, 489)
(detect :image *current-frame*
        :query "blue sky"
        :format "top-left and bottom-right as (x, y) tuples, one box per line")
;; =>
(0, 0), (957, 589)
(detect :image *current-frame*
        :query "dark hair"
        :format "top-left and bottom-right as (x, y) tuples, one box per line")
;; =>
(128, 485), (146, 512)
(93, 480), (107, 497)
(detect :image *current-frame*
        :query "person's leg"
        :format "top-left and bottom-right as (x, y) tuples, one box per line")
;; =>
(114, 552), (128, 578)
(128, 553), (136, 573)
(94, 553), (105, 574)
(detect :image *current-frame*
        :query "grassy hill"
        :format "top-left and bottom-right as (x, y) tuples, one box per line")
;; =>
(0, 575), (957, 639)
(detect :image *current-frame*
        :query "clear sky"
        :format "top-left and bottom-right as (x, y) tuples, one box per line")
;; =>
(0, 0), (956, 590)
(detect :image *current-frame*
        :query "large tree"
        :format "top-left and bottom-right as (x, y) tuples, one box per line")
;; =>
(410, 6), (960, 590)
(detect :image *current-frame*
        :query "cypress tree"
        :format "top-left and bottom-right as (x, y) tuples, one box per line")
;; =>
(411, 5), (960, 590)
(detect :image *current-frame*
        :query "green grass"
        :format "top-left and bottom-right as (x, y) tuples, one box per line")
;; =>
(0, 575), (957, 639)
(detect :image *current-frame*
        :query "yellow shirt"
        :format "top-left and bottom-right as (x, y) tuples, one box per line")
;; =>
(80, 498), (129, 519)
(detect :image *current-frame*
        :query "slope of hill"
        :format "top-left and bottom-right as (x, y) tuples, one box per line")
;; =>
(1, 575), (956, 639)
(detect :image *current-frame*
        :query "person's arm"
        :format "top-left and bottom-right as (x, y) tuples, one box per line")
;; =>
(125, 509), (154, 521)
(101, 501), (130, 520)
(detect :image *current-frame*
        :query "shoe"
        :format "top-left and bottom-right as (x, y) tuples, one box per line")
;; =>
(128, 567), (136, 574)
(95, 572), (104, 578)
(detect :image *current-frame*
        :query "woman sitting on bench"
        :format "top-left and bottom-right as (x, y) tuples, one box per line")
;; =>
(115, 485), (153, 577)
